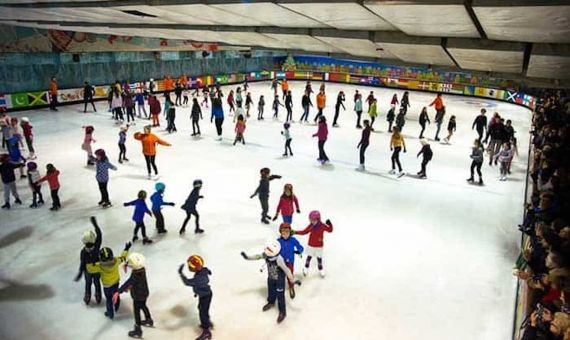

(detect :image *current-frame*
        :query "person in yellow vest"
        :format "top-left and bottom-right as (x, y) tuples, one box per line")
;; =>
(314, 90), (326, 123)
(87, 241), (131, 319)
(389, 126), (407, 176)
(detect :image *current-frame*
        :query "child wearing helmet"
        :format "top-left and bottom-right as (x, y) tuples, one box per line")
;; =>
(94, 149), (117, 208)
(113, 253), (153, 338)
(277, 223), (304, 299)
(26, 161), (44, 208)
(178, 255), (213, 340)
(250, 168), (281, 224)
(81, 125), (96, 166)
(20, 117), (36, 160)
(281, 122), (293, 157)
(241, 239), (296, 323)
(294, 210), (333, 278)
(74, 216), (103, 305)
(86, 241), (132, 319)
(272, 184), (300, 224)
(0, 153), (24, 209)
(124, 190), (153, 244)
(150, 182), (175, 234)
(180, 179), (204, 234)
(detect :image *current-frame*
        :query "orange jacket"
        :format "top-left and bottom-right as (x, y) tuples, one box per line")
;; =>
(281, 80), (289, 92)
(316, 93), (326, 109)
(164, 77), (174, 91)
(133, 132), (171, 156)
(179, 75), (188, 86)
(429, 96), (443, 110)
(49, 80), (58, 95)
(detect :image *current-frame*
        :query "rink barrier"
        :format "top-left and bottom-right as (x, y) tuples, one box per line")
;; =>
(1, 70), (537, 112)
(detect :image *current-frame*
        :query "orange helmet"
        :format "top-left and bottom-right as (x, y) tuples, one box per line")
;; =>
(187, 255), (204, 272)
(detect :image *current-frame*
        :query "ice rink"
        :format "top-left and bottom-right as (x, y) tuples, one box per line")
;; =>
(0, 81), (531, 340)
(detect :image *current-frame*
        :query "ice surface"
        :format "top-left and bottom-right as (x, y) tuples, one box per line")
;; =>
(0, 81), (531, 340)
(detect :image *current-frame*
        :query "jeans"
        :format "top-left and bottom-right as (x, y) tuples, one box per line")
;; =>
(134, 222), (148, 239)
(435, 121), (442, 139)
(49, 93), (58, 110)
(214, 117), (224, 136)
(118, 143), (127, 161)
(285, 105), (292, 122)
(267, 278), (286, 314)
(359, 142), (369, 165)
(103, 284), (120, 318)
(476, 128), (484, 141)
(32, 184), (43, 205)
(282, 215), (292, 224)
(98, 181), (110, 204)
(284, 138), (292, 156)
(356, 111), (362, 127)
(137, 103), (147, 117)
(198, 293), (213, 329)
(25, 136), (35, 154)
(126, 107), (135, 123)
(314, 108), (323, 122)
(258, 106), (264, 119)
(391, 147), (402, 172)
(470, 161), (482, 179)
(419, 122), (426, 138)
(318, 140), (329, 161)
(300, 105), (309, 122)
(114, 107), (123, 121)
(144, 155), (158, 175)
(133, 299), (152, 326)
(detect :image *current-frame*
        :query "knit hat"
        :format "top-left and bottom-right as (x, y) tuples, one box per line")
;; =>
(27, 161), (37, 171)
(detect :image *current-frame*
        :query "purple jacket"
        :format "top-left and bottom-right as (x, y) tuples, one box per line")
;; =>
(313, 121), (328, 141)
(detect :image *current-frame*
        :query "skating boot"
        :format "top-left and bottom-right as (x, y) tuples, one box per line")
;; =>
(95, 292), (102, 304)
(1, 203), (10, 209)
(128, 325), (142, 338)
(104, 311), (114, 319)
(319, 269), (326, 278)
(38, 199), (44, 206)
(195, 227), (204, 234)
(83, 292), (91, 305)
(132, 235), (139, 243)
(118, 159), (123, 164)
(179, 227), (186, 235)
(389, 169), (396, 175)
(142, 238), (153, 245)
(14, 198), (22, 205)
(277, 312), (286, 323)
(123, 157), (129, 162)
(261, 218), (270, 225)
(20, 174), (27, 179)
(289, 286), (296, 299)
(141, 318), (154, 327)
(419, 174), (427, 179)
(98, 201), (104, 206)
(29, 203), (38, 208)
(262, 303), (274, 312)
(102, 202), (112, 208)
(466, 177), (474, 183)
(479, 178), (484, 185)
(195, 328), (212, 340)
(302, 267), (308, 276)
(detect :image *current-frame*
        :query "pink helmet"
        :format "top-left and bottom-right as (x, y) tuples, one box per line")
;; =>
(309, 210), (321, 221)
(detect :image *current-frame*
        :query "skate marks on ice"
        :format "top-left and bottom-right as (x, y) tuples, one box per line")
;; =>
(0, 226), (34, 249)
(0, 278), (54, 301)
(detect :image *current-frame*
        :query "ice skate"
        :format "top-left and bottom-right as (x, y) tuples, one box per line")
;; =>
(142, 238), (153, 245)
(466, 177), (474, 183)
(262, 303), (274, 311)
(83, 292), (91, 305)
(14, 198), (22, 205)
(356, 164), (365, 172)
(102, 202), (112, 208)
(479, 178), (484, 185)
(1, 203), (10, 209)
(277, 312), (286, 323)
(319, 269), (326, 278)
(397, 171), (405, 178)
(261, 218), (270, 225)
(389, 169), (396, 175)
(195, 328), (212, 340)
(289, 286), (296, 299)
(29, 203), (38, 208)
(195, 227), (204, 234)
(128, 325), (142, 338)
(132, 235), (139, 243)
(95, 293), (102, 304)
(179, 227), (186, 235)
(419, 174), (427, 179)
(141, 319), (154, 327)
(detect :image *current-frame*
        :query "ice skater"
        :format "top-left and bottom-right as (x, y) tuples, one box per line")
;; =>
(26, 161), (43, 208)
(245, 92), (253, 118)
(257, 95), (265, 120)
(400, 91), (410, 114)
(233, 114), (246, 145)
(118, 125), (129, 164)
(191, 98), (203, 136)
(241, 239), (296, 323)
(211, 97), (224, 141)
(472, 108), (487, 141)
(74, 216), (102, 305)
(20, 117), (36, 159)
(133, 125), (171, 179)
(368, 98), (378, 131)
(180, 179), (204, 234)
(227, 90), (236, 114)
(430, 93), (445, 140)
(178, 255), (213, 340)
(272, 94), (284, 119)
(166, 102), (177, 133)
(83, 81), (96, 113)
(285, 90), (293, 122)
(443, 115), (456, 144)
(94, 149), (117, 208)
(389, 127), (407, 177)
(313, 116), (330, 165)
(281, 122), (293, 157)
(357, 119), (371, 171)
(386, 106), (395, 132)
(366, 91), (375, 112)
(272, 183), (300, 223)
(81, 125), (96, 165)
(494, 142), (514, 181)
(36, 163), (61, 211)
(354, 91), (363, 128)
(0, 153), (23, 209)
(277, 223), (303, 298)
(135, 91), (147, 118)
(332, 90), (345, 127)
(148, 95), (161, 127)
(314, 89), (326, 123)
(124, 90), (136, 124)
(416, 139), (433, 179)
(7, 135), (26, 179)
(395, 107), (406, 132)
(124, 190), (153, 244)
(111, 88), (124, 123)
(151, 182), (175, 234)
(390, 93), (399, 108)
(183, 86), (190, 107)
(294, 210), (333, 278)
(280, 79), (289, 100)
(418, 107), (430, 139)
(467, 139), (484, 185)
(236, 87), (243, 108)
(250, 167), (281, 224)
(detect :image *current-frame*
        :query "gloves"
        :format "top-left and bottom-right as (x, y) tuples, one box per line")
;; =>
(404, 149), (407, 153)
(178, 264), (184, 275)
(325, 219), (332, 226)
(272, 215), (278, 221)
(294, 250), (301, 254)
(294, 280), (302, 286)
(296, 209), (301, 214)
(74, 272), (81, 282)
(199, 196), (204, 199)
(169, 202), (175, 206)
(240, 251), (248, 260)
(290, 230), (296, 235)
(123, 203), (128, 207)
(124, 242), (132, 251)
(112, 292), (120, 305)
(249, 194), (255, 199)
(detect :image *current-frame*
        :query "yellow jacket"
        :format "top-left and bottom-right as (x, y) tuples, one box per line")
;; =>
(390, 134), (405, 148)
(86, 250), (128, 287)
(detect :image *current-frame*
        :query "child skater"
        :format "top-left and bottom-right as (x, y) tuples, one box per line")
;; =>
(27, 161), (43, 208)
(418, 107), (430, 139)
(443, 115), (456, 144)
(7, 135), (26, 179)
(395, 107), (406, 132)
(227, 90), (236, 114)
(357, 119), (371, 171)
(272, 94), (284, 119)
(180, 179), (204, 234)
(74, 216), (102, 305)
(166, 102), (177, 133)
(113, 253), (153, 338)
(183, 86), (190, 107)
(124, 190), (153, 244)
(94, 149), (117, 208)
(390, 93), (399, 108)
(178, 255), (213, 340)
(416, 139), (433, 179)
(135, 91), (147, 118)
(150, 182), (175, 234)
(250, 168), (281, 224)
(368, 98), (378, 131)
(354, 92), (363, 128)
(86, 241), (132, 320)
(245, 92), (253, 118)
(294, 210), (333, 277)
(258, 95), (265, 120)
(201, 86), (209, 108)
(389, 127), (407, 177)
(118, 125), (129, 164)
(467, 139), (484, 185)
(236, 87), (243, 108)
(281, 122), (293, 157)
(81, 125), (96, 165)
(241, 239), (296, 323)
(20, 117), (36, 159)
(273, 183), (300, 224)
(36, 163), (61, 211)
(191, 98), (203, 136)
(400, 91), (410, 114)
(149, 95), (161, 127)
(0, 153), (24, 209)
(494, 142), (514, 181)
(313, 116), (329, 165)
(277, 223), (304, 298)
(124, 90), (136, 124)
(386, 107), (395, 133)
(234, 114), (246, 145)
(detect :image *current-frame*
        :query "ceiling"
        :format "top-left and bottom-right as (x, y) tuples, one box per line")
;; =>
(0, 0), (569, 82)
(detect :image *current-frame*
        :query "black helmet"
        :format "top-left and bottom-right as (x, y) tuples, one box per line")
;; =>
(193, 179), (202, 188)
(99, 247), (114, 262)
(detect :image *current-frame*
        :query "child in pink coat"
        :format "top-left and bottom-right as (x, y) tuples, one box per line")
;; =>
(81, 125), (96, 165)
(313, 116), (329, 164)
(233, 114), (246, 145)
(272, 183), (300, 224)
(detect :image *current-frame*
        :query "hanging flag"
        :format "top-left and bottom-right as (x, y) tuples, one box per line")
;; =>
(28, 91), (48, 106)
(11, 93), (29, 108)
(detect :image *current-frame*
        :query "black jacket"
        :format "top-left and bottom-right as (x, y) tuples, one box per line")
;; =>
(76, 223), (102, 280)
(252, 175), (281, 199)
(417, 145), (433, 161)
(419, 111), (430, 125)
(302, 95), (312, 107)
(83, 85), (94, 99)
(119, 268), (149, 301)
(191, 103), (202, 120)
(0, 162), (24, 183)
(472, 115), (487, 130)
(181, 187), (202, 212)
(180, 267), (212, 297)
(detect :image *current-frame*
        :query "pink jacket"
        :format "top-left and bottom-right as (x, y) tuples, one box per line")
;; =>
(235, 121), (246, 134)
(313, 121), (328, 141)
(275, 195), (299, 216)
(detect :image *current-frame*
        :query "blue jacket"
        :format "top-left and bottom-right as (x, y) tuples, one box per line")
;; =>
(180, 267), (212, 297)
(8, 137), (25, 163)
(124, 198), (151, 223)
(211, 103), (224, 120)
(95, 159), (117, 183)
(150, 190), (173, 211)
(278, 236), (304, 265)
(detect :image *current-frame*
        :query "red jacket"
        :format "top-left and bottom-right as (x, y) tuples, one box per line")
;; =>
(149, 97), (161, 115)
(295, 221), (332, 248)
(22, 123), (33, 138)
(275, 195), (299, 216)
(38, 170), (60, 190)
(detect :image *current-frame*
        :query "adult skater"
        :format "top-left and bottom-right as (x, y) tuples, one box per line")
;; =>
(250, 168), (281, 224)
(133, 126), (171, 179)
(180, 179), (204, 234)
(365, 91), (375, 112)
(395, 107), (406, 132)
(356, 119), (371, 171)
(418, 107), (430, 139)
(211, 97), (224, 141)
(300, 90), (312, 123)
(354, 91), (363, 128)
(400, 91), (410, 114)
(74, 216), (102, 305)
(257, 95), (265, 120)
(429, 93), (445, 141)
(472, 108), (487, 141)
(443, 115), (457, 144)
(313, 116), (329, 164)
(284, 90), (293, 122)
(83, 81), (96, 112)
(0, 153), (23, 209)
(386, 107), (395, 133)
(416, 139), (433, 179)
(314, 89), (326, 123)
(487, 118), (505, 165)
(49, 76), (58, 111)
(178, 255), (213, 340)
(332, 90), (345, 127)
(389, 127), (406, 176)
(191, 98), (203, 136)
(368, 98), (378, 131)
(467, 139), (484, 185)
(281, 79), (289, 100)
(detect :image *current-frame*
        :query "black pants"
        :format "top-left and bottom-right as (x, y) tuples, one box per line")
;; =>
(258, 106), (264, 119)
(300, 105), (309, 122)
(153, 210), (165, 232)
(391, 147), (402, 172)
(476, 128), (484, 141)
(98, 181), (110, 204)
(32, 184), (43, 205)
(259, 197), (269, 219)
(470, 160), (482, 179)
(134, 221), (148, 238)
(183, 96), (189, 105)
(420, 159), (430, 175)
(198, 293), (213, 329)
(118, 143), (127, 161)
(103, 283), (120, 318)
(50, 93), (58, 110)
(359, 142), (369, 165)
(318, 140), (329, 162)
(419, 122), (426, 138)
(84, 272), (102, 298)
(284, 138), (292, 156)
(133, 299), (152, 326)
(314, 108), (323, 122)
(144, 155), (158, 175)
(51, 188), (60, 208)
(192, 119), (201, 135)
(333, 105), (341, 125)
(114, 107), (124, 121)
(214, 118), (223, 136)
(181, 209), (200, 230)
(267, 278), (286, 314)
(370, 116), (376, 128)
(356, 111), (362, 127)
(388, 121), (393, 132)
(126, 107), (135, 123)
(285, 105), (292, 122)
(175, 94), (182, 106)
(84, 97), (96, 112)
(435, 121), (442, 139)
(25, 136), (35, 154)
(167, 116), (177, 133)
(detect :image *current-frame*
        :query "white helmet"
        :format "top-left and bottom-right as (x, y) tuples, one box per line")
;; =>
(82, 230), (96, 245)
(127, 253), (146, 270)
(21, 117), (30, 123)
(264, 239), (281, 257)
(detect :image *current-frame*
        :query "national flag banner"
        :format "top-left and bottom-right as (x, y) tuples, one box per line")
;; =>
(440, 83), (452, 93)
(188, 77), (200, 88)
(505, 90), (518, 102)
(464, 86), (475, 96)
(0, 93), (12, 109)
(515, 93), (525, 105)
(11, 93), (29, 108)
(28, 91), (48, 106)
(523, 94), (536, 109)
